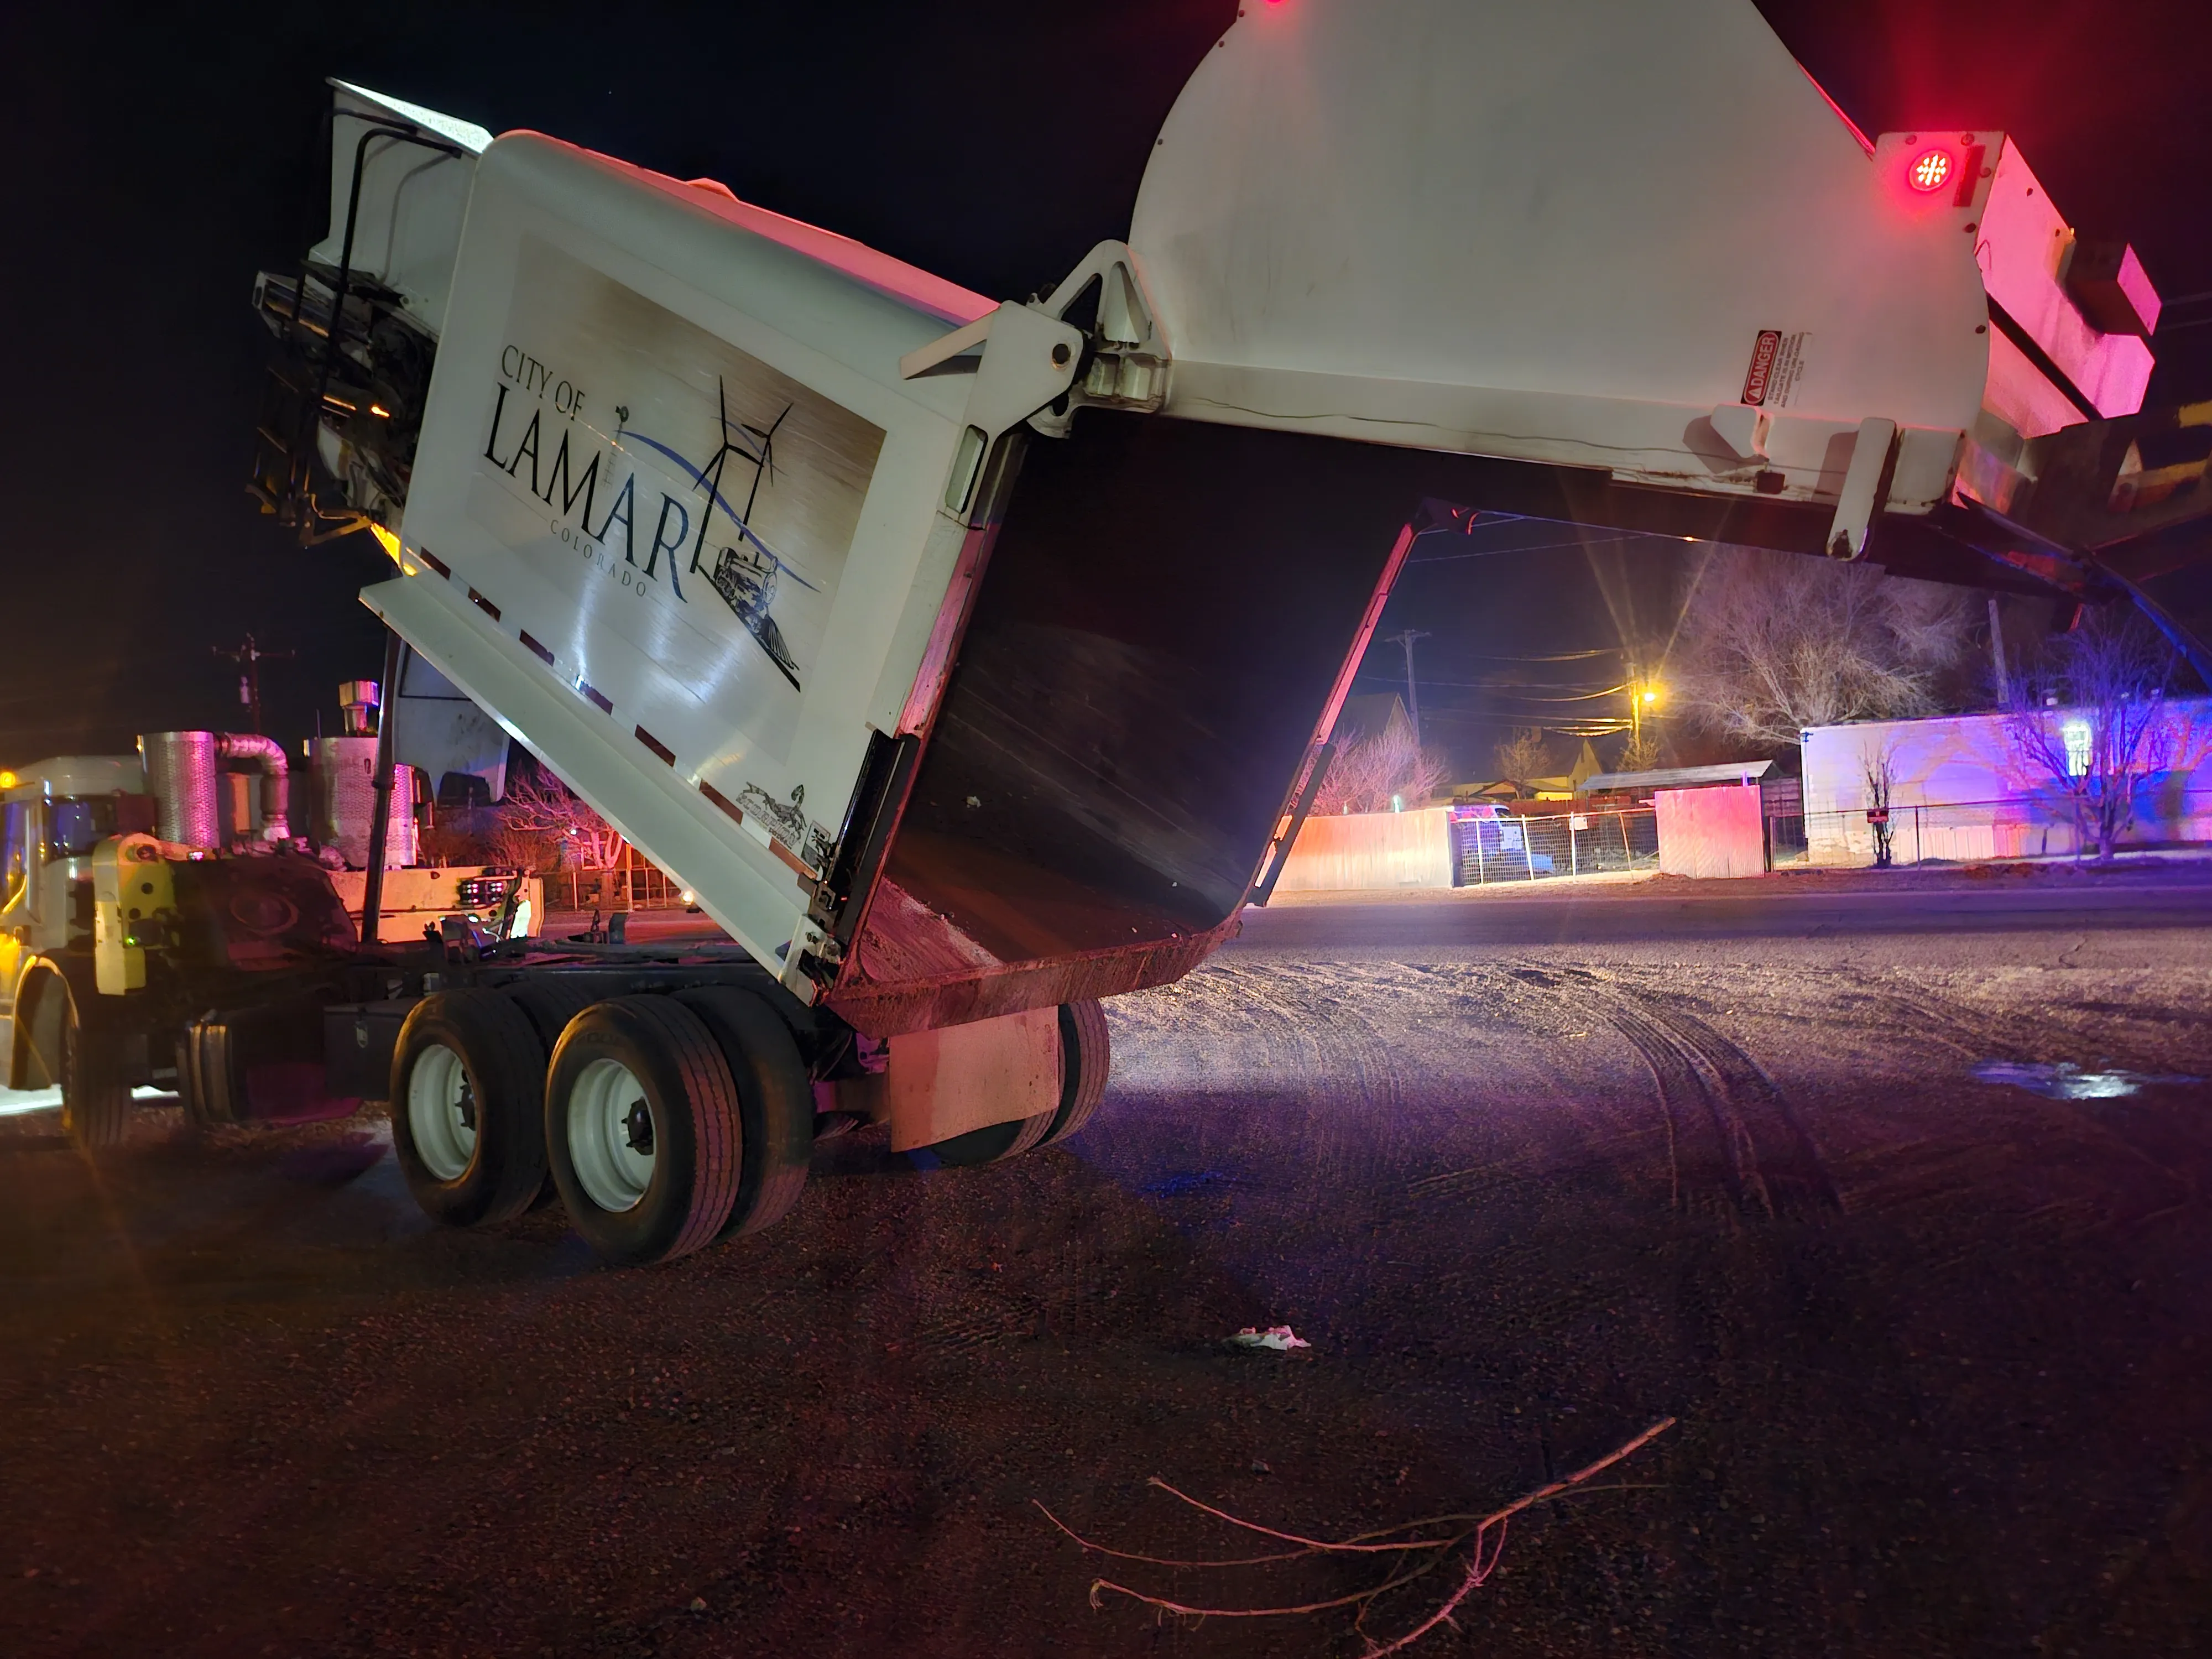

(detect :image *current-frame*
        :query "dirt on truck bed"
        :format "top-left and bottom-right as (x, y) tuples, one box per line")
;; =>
(3, 882), (2211, 1657)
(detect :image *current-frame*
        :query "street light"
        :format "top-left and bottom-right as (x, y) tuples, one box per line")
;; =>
(1629, 679), (1665, 750)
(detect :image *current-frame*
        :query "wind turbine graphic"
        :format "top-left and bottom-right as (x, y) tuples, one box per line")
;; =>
(622, 379), (819, 595)
(700, 377), (790, 538)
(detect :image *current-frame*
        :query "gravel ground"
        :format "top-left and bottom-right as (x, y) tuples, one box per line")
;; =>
(3, 881), (2210, 1657)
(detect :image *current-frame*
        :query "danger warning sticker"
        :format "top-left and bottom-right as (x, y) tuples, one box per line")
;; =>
(1741, 330), (1812, 408)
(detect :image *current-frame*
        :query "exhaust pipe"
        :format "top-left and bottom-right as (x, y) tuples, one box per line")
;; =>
(216, 733), (291, 841)
(139, 732), (294, 848)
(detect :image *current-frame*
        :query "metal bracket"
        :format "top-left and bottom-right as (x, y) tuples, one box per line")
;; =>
(898, 241), (1169, 452)
(897, 315), (993, 382)
(782, 914), (832, 1004)
(1027, 241), (1171, 437)
(900, 302), (1084, 439)
(1827, 417), (1900, 560)
(1709, 403), (1770, 462)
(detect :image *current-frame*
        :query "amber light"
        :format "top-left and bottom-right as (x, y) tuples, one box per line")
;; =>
(1908, 149), (1953, 193)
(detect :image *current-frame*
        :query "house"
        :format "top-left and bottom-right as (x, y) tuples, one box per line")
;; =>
(1450, 740), (1605, 804)
(1798, 700), (2212, 864)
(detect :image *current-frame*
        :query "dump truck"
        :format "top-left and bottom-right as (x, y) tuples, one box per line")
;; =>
(23, 0), (2200, 1265)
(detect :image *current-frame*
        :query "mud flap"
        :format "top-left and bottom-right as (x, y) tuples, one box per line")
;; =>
(884, 1006), (1060, 1152)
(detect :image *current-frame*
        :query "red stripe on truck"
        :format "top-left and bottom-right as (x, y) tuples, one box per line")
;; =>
(699, 780), (743, 825)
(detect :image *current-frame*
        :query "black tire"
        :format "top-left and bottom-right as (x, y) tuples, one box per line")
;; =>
(389, 990), (549, 1227)
(674, 987), (813, 1237)
(55, 978), (130, 1154)
(1039, 999), (1111, 1147)
(503, 977), (618, 1052)
(916, 1108), (1055, 1167)
(502, 978), (618, 1211)
(545, 995), (743, 1267)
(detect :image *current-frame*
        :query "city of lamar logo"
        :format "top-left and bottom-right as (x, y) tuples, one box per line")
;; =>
(481, 363), (816, 691)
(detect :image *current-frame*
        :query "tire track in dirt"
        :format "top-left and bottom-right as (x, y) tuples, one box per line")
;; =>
(1110, 958), (1405, 1118)
(1217, 959), (1413, 1121)
(1504, 966), (1841, 1224)
(1855, 986), (2031, 1065)
(1858, 973), (2212, 1073)
(1841, 979), (2205, 1240)
(1112, 958), (1433, 1213)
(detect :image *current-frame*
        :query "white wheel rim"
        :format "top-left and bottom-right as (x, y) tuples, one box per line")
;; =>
(407, 1042), (476, 1181)
(568, 1057), (656, 1212)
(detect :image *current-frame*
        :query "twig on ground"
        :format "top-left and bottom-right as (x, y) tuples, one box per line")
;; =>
(1036, 1415), (1674, 1654)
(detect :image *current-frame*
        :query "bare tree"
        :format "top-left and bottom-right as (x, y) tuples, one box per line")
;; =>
(1614, 729), (1665, 774)
(493, 765), (627, 870)
(1862, 739), (1897, 868)
(481, 818), (565, 876)
(2006, 607), (2195, 863)
(1492, 727), (1554, 783)
(418, 816), (489, 869)
(1671, 546), (1975, 749)
(1314, 725), (1448, 816)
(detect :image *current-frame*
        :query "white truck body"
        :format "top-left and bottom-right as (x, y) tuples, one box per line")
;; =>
(1130, 0), (2152, 521)
(378, 132), (1084, 996)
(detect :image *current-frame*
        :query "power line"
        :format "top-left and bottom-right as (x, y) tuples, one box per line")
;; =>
(1354, 673), (1629, 697)
(1412, 708), (1633, 733)
(1411, 647), (1623, 662)
(1407, 531), (1665, 565)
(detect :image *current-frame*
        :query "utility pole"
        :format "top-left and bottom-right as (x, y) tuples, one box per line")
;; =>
(214, 634), (295, 734)
(1987, 596), (2010, 704)
(1624, 661), (1665, 763)
(1383, 629), (1431, 746)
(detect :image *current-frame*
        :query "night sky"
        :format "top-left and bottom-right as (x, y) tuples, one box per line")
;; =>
(4, 1), (2207, 777)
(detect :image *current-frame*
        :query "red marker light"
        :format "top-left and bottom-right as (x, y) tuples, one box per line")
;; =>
(1908, 149), (1953, 193)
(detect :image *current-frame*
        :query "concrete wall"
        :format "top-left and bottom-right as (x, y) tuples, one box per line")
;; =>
(1799, 700), (2212, 865)
(1274, 807), (1453, 891)
(1655, 783), (1766, 878)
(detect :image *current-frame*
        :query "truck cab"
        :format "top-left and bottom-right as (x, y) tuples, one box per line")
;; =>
(1, 756), (145, 1092)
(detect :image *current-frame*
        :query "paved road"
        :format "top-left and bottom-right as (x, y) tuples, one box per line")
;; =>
(1240, 868), (2212, 950)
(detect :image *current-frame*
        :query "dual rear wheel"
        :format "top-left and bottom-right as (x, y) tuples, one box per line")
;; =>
(390, 984), (813, 1266)
(545, 990), (811, 1266)
(389, 991), (549, 1228)
(391, 986), (1108, 1266)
